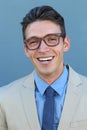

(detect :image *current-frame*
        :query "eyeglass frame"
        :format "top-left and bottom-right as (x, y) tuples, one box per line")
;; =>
(24, 33), (65, 50)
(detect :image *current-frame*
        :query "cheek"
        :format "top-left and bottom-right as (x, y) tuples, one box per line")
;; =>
(24, 45), (29, 57)
(54, 45), (64, 56)
(28, 52), (33, 60)
(55, 47), (64, 62)
(24, 44), (36, 59)
(28, 52), (36, 63)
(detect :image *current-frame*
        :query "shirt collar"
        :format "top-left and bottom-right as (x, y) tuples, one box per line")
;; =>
(51, 66), (68, 96)
(34, 65), (68, 96)
(34, 72), (48, 95)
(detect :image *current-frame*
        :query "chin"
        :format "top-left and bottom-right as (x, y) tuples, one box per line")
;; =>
(40, 70), (54, 76)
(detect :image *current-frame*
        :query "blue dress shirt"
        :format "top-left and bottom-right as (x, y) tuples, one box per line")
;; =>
(34, 66), (69, 130)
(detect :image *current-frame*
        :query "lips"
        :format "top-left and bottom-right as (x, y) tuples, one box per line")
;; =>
(37, 56), (54, 62)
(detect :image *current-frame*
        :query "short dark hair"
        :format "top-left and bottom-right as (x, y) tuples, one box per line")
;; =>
(21, 5), (66, 40)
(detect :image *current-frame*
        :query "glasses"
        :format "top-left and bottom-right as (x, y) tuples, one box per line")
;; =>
(24, 33), (64, 50)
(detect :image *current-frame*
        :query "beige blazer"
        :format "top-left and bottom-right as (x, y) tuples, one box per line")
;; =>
(0, 65), (87, 130)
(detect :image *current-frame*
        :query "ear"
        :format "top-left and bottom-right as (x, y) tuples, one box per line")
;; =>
(24, 43), (29, 57)
(63, 36), (70, 52)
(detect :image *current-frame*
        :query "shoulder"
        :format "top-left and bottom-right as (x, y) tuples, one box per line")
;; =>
(68, 65), (87, 91)
(79, 74), (87, 83)
(67, 65), (87, 80)
(79, 74), (87, 94)
(69, 65), (87, 82)
(0, 72), (34, 100)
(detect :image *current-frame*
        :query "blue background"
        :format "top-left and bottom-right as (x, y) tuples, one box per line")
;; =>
(0, 0), (87, 86)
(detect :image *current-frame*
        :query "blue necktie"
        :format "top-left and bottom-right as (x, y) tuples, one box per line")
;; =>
(42, 87), (55, 130)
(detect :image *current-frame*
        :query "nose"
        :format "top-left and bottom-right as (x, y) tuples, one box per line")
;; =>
(38, 40), (50, 52)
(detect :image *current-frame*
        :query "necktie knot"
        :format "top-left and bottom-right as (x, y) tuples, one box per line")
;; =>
(45, 87), (55, 98)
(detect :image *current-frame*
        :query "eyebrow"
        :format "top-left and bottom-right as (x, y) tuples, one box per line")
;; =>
(25, 32), (62, 40)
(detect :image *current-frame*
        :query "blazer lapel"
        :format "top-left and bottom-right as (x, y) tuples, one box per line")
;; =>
(58, 66), (83, 130)
(20, 73), (41, 130)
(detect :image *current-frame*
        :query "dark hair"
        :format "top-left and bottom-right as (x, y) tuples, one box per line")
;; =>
(21, 5), (66, 40)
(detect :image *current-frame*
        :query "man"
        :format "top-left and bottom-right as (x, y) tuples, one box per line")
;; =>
(0, 5), (87, 130)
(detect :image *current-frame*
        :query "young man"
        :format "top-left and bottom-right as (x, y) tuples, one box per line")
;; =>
(0, 5), (87, 130)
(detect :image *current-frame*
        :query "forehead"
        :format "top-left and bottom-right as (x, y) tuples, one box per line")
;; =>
(25, 20), (61, 38)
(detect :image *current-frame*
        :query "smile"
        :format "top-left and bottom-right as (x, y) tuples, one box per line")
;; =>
(37, 56), (54, 62)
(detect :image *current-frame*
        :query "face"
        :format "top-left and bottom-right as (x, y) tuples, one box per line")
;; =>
(24, 20), (70, 83)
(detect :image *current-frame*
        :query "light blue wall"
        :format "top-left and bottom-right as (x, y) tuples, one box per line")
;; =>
(0, 0), (87, 86)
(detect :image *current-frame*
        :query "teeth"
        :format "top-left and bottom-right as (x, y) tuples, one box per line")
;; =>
(39, 57), (53, 61)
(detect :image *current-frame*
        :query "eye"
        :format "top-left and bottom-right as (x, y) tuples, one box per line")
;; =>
(47, 36), (58, 43)
(27, 37), (39, 45)
(29, 39), (37, 44)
